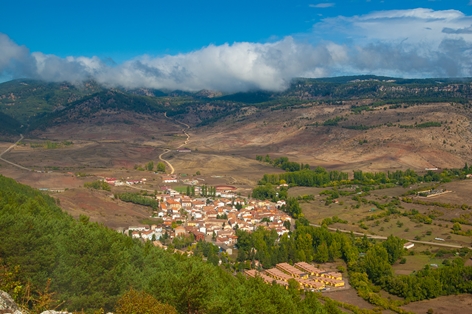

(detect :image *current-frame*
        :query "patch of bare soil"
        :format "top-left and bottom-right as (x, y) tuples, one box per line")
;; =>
(55, 188), (154, 229)
(0, 166), (81, 189)
(401, 294), (472, 314)
(1, 141), (164, 169)
(169, 151), (284, 186)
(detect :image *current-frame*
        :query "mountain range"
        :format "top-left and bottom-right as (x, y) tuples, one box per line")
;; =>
(1, 76), (472, 171)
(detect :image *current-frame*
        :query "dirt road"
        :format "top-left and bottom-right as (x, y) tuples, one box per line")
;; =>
(159, 113), (191, 174)
(0, 135), (31, 171)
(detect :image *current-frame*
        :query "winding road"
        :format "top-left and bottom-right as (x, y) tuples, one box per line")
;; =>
(0, 134), (31, 171)
(159, 113), (191, 174)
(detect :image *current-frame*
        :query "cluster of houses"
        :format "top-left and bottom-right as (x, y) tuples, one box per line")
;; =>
(125, 192), (293, 249)
(127, 225), (163, 241)
(245, 262), (345, 291)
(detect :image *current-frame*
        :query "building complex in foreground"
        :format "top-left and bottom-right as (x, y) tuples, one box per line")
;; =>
(246, 262), (345, 291)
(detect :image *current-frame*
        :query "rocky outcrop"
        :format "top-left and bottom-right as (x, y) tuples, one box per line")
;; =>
(0, 291), (73, 314)
(0, 290), (21, 314)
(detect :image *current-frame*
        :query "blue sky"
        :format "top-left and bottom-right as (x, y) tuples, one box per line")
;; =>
(2, 0), (472, 92)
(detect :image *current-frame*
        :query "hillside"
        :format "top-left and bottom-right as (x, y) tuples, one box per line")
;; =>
(0, 174), (329, 313)
(2, 174), (472, 314)
(188, 99), (472, 171)
(0, 79), (102, 124)
(0, 111), (21, 135)
(1, 77), (472, 171)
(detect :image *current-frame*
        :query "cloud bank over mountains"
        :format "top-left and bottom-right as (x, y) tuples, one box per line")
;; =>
(1, 8), (472, 92)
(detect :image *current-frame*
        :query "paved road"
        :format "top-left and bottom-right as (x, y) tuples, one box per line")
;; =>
(159, 113), (191, 174)
(310, 223), (471, 249)
(0, 134), (31, 171)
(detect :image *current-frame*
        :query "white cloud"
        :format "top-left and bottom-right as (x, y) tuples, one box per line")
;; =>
(0, 34), (346, 92)
(2, 8), (472, 92)
(315, 8), (472, 46)
(309, 3), (335, 8)
(312, 8), (472, 77)
(95, 39), (345, 92)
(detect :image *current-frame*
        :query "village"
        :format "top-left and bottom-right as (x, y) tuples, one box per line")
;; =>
(103, 174), (346, 291)
(116, 174), (292, 252)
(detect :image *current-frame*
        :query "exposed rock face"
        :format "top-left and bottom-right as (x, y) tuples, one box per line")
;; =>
(0, 290), (21, 314)
(0, 291), (73, 314)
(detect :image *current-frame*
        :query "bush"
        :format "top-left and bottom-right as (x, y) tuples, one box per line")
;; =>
(115, 289), (177, 314)
(84, 180), (111, 191)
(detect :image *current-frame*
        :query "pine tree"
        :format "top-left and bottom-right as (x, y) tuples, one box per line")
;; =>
(315, 241), (329, 263)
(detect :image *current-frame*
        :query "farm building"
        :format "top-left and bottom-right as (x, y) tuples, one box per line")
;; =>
(276, 263), (309, 279)
(162, 176), (178, 183)
(265, 268), (293, 282)
(294, 262), (323, 276)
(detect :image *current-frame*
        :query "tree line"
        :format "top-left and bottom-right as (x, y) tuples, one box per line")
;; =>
(115, 192), (159, 209)
(257, 155), (472, 188)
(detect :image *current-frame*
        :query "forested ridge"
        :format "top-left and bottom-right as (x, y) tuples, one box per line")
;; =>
(2, 76), (472, 134)
(0, 175), (331, 313)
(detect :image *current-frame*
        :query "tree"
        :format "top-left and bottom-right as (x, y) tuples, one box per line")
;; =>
(284, 198), (302, 218)
(296, 217), (310, 227)
(115, 288), (177, 314)
(145, 161), (154, 171)
(328, 239), (342, 261)
(297, 233), (313, 262)
(287, 278), (300, 294)
(314, 241), (329, 263)
(156, 162), (166, 172)
(382, 235), (404, 264)
(362, 244), (393, 284)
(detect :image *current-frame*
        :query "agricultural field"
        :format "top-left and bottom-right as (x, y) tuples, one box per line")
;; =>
(289, 180), (472, 248)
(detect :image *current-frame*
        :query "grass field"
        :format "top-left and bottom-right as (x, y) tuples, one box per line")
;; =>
(392, 254), (446, 275)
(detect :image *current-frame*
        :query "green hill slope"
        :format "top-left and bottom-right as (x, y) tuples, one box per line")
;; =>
(0, 175), (327, 313)
(0, 79), (103, 124)
(0, 111), (22, 135)
(27, 90), (166, 131)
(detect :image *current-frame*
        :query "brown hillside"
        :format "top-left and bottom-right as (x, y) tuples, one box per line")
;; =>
(189, 101), (472, 172)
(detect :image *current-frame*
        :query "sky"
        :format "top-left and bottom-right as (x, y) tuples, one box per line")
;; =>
(2, 0), (472, 92)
